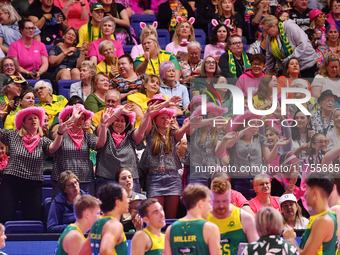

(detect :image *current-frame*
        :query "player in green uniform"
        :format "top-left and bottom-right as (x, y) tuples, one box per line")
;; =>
(78, 183), (129, 255)
(208, 177), (259, 255)
(131, 198), (166, 255)
(284, 173), (338, 255)
(55, 195), (100, 255)
(164, 183), (221, 255)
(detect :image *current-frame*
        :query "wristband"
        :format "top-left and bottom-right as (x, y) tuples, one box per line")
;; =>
(81, 3), (85, 6)
(57, 131), (63, 136)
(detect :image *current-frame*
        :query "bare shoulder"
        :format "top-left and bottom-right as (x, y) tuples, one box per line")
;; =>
(64, 229), (84, 242)
(240, 208), (255, 223)
(203, 221), (220, 233)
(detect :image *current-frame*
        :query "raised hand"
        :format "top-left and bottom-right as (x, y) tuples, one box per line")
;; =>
(144, 51), (150, 62)
(70, 105), (83, 121)
(57, 118), (74, 135)
(276, 137), (292, 146)
(242, 126), (258, 136)
(145, 102), (166, 117)
(0, 101), (8, 115)
(223, 131), (240, 141)
(100, 108), (115, 127)
(167, 96), (182, 107)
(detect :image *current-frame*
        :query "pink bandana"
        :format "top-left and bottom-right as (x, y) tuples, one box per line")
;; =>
(216, 42), (226, 49)
(112, 132), (126, 147)
(22, 133), (41, 153)
(67, 129), (84, 150)
(0, 154), (8, 170)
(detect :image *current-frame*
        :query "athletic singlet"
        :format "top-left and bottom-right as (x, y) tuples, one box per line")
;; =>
(54, 223), (85, 255)
(143, 228), (165, 255)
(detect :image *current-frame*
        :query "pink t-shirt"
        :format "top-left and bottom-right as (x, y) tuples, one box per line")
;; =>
(231, 189), (249, 208)
(54, 0), (90, 30)
(7, 38), (48, 72)
(248, 196), (281, 214)
(131, 44), (144, 60)
(165, 42), (188, 56)
(87, 38), (124, 63)
(204, 44), (225, 59)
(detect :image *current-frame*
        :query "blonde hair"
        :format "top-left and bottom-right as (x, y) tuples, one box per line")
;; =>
(309, 19), (316, 30)
(142, 34), (160, 53)
(281, 201), (304, 229)
(218, 0), (235, 16)
(256, 207), (283, 236)
(260, 15), (279, 27)
(18, 115), (44, 137)
(99, 40), (115, 56)
(318, 54), (340, 77)
(0, 3), (21, 25)
(253, 174), (270, 187)
(151, 120), (172, 156)
(140, 25), (158, 42)
(172, 21), (195, 45)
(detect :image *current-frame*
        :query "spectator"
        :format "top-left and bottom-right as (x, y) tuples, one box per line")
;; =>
(204, 23), (229, 61)
(159, 61), (189, 116)
(261, 15), (317, 77)
(70, 61), (97, 102)
(316, 24), (340, 68)
(8, 19), (54, 83)
(48, 27), (86, 81)
(252, 74), (278, 110)
(4, 88), (35, 130)
(0, 57), (24, 92)
(236, 54), (266, 98)
(11, 0), (32, 18)
(233, 0), (255, 43)
(110, 54), (145, 104)
(84, 72), (109, 113)
(0, 106), (73, 223)
(54, 0), (90, 30)
(157, 0), (194, 36)
(131, 22), (158, 61)
(218, 0), (243, 36)
(312, 54), (340, 98)
(134, 34), (181, 80)
(246, 31), (267, 56)
(96, 40), (119, 78)
(47, 170), (87, 233)
(88, 17), (124, 66)
(219, 34), (252, 78)
(180, 41), (203, 86)
(165, 19), (195, 59)
(305, 9), (326, 49)
(28, 0), (68, 45)
(289, 0), (311, 31)
(251, 0), (270, 42)
(302, 133), (328, 173)
(326, 108), (340, 150)
(76, 3), (105, 49)
(279, 194), (309, 229)
(241, 207), (299, 255)
(34, 80), (68, 125)
(99, 0), (131, 45)
(0, 4), (41, 54)
(195, 0), (219, 37)
(129, 0), (158, 15)
(289, 79), (317, 115)
(326, 0), (340, 32)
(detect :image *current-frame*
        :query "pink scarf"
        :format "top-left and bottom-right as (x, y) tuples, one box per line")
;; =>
(112, 132), (126, 147)
(0, 154), (8, 170)
(22, 133), (41, 153)
(67, 129), (84, 150)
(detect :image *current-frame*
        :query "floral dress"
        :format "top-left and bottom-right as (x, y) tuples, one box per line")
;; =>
(169, 1), (188, 32)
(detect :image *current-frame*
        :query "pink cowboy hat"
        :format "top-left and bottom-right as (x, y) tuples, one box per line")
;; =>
(309, 8), (324, 22)
(188, 95), (202, 111)
(15, 106), (45, 130)
(151, 108), (177, 120)
(114, 105), (136, 125)
(147, 94), (166, 106)
(227, 110), (264, 132)
(191, 102), (228, 119)
(59, 104), (94, 122)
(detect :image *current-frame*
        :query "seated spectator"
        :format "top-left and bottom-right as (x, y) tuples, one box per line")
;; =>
(289, 0), (311, 32)
(316, 24), (340, 68)
(134, 34), (181, 80)
(157, 0), (194, 37)
(311, 54), (340, 98)
(218, 0), (243, 36)
(96, 40), (119, 77)
(11, 0), (32, 18)
(88, 16), (124, 65)
(47, 170), (87, 233)
(165, 19), (195, 59)
(131, 22), (158, 61)
(7, 19), (53, 83)
(277, 58), (311, 99)
(28, 0), (68, 45)
(236, 54), (266, 98)
(54, 0), (90, 30)
(115, 168), (146, 232)
(110, 54), (145, 104)
(0, 57), (24, 90)
(48, 27), (86, 81)
(218, 34), (252, 78)
(34, 80), (68, 125)
(195, 0), (219, 37)
(305, 9), (326, 49)
(289, 79), (317, 115)
(250, 0), (270, 42)
(76, 3), (106, 49)
(241, 207), (299, 255)
(84, 72), (109, 113)
(0, 4), (41, 54)
(0, 76), (27, 115)
(179, 41), (203, 86)
(204, 23), (229, 61)
(99, 0), (131, 45)
(326, 0), (340, 32)
(4, 88), (35, 130)
(248, 174), (281, 214)
(261, 15), (317, 77)
(247, 30), (267, 56)
(129, 0), (157, 15)
(159, 60), (189, 116)
(70, 61), (96, 102)
(279, 193), (309, 229)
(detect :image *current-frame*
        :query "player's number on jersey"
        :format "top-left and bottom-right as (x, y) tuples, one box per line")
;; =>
(221, 243), (231, 255)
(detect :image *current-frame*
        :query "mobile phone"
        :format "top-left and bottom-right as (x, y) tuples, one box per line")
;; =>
(33, 69), (37, 77)
(13, 96), (20, 105)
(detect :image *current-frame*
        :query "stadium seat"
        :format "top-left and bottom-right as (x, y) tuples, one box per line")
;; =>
(194, 29), (206, 49)
(123, 45), (134, 53)
(157, 29), (171, 50)
(45, 45), (53, 52)
(5, 220), (45, 234)
(26, 79), (51, 87)
(208, 23), (213, 39)
(58, 79), (80, 99)
(44, 197), (52, 226)
(42, 187), (52, 203)
(42, 175), (53, 188)
(130, 14), (157, 38)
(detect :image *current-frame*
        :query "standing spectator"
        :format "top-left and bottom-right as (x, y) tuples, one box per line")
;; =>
(289, 0), (311, 32)
(195, 0), (220, 37)
(250, 0), (270, 43)
(218, 0), (243, 36)
(28, 0), (68, 45)
(88, 16), (124, 65)
(204, 23), (229, 61)
(54, 0), (90, 30)
(234, 0), (255, 43)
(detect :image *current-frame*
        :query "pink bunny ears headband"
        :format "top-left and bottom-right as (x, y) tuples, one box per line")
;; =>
(140, 21), (158, 29)
(211, 19), (230, 27)
(176, 16), (195, 24)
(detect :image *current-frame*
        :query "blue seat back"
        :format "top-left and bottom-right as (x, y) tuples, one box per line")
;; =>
(130, 14), (157, 38)
(42, 187), (52, 203)
(194, 29), (206, 49)
(5, 221), (45, 234)
(58, 79), (80, 100)
(157, 29), (170, 50)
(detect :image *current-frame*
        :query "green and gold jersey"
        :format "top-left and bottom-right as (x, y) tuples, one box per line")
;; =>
(143, 228), (164, 255)
(55, 223), (85, 255)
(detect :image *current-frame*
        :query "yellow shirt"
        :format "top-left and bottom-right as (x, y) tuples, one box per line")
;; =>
(96, 59), (118, 75)
(76, 23), (114, 48)
(35, 94), (68, 125)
